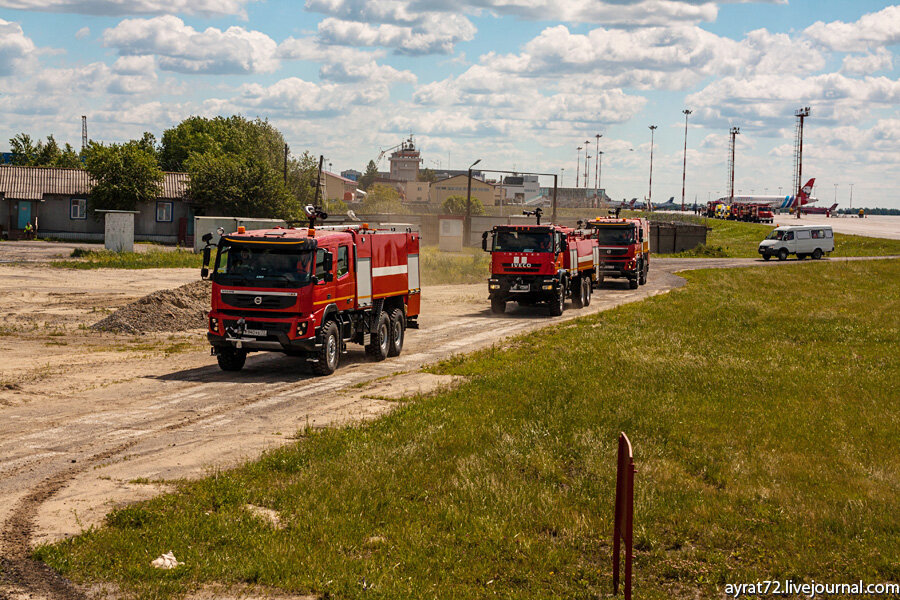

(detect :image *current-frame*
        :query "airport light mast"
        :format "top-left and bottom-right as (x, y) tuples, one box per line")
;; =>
(681, 109), (692, 211)
(648, 125), (657, 210)
(728, 127), (740, 202)
(793, 106), (811, 219)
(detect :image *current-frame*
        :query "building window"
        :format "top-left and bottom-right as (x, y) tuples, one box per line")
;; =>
(70, 198), (87, 220)
(156, 201), (173, 222)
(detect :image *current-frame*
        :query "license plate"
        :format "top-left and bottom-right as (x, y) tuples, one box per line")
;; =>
(511, 284), (530, 291)
(243, 328), (266, 337)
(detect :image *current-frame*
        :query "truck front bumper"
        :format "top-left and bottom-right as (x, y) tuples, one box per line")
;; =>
(488, 275), (559, 302)
(207, 314), (318, 354)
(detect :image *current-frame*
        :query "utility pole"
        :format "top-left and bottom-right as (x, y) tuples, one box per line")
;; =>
(597, 151), (603, 201)
(560, 167), (565, 187)
(681, 109), (692, 211)
(81, 115), (88, 150)
(849, 183), (854, 210)
(583, 140), (591, 189)
(576, 146), (582, 188)
(595, 133), (602, 197)
(728, 127), (740, 202)
(465, 158), (481, 247)
(585, 154), (592, 196)
(793, 106), (810, 219)
(648, 125), (657, 210)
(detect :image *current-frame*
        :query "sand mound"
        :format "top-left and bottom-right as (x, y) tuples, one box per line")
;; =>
(92, 280), (211, 333)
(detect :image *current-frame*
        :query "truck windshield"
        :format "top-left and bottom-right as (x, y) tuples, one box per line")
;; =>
(766, 230), (786, 240)
(213, 244), (314, 288)
(592, 226), (635, 245)
(492, 230), (553, 253)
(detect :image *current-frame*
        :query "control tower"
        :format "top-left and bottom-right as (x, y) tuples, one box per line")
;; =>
(389, 136), (421, 182)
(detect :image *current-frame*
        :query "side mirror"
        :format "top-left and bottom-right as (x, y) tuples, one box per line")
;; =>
(202, 232), (213, 243)
(200, 247), (211, 279)
(481, 231), (489, 252)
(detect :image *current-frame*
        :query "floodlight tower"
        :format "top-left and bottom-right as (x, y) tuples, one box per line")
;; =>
(793, 106), (811, 219)
(576, 146), (582, 187)
(728, 127), (740, 202)
(648, 125), (657, 209)
(595, 133), (602, 193)
(583, 139), (591, 188)
(681, 109), (692, 211)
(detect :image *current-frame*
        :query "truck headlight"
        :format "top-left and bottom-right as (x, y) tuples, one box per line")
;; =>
(542, 285), (553, 290)
(490, 284), (500, 290)
(209, 317), (219, 333)
(296, 321), (308, 337)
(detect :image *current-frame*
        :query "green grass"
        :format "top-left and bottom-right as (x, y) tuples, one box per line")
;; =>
(419, 246), (489, 285)
(37, 259), (900, 599)
(51, 248), (203, 269)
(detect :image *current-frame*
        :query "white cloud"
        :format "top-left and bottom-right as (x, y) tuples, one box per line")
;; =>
(0, 19), (37, 76)
(75, 26), (90, 39)
(841, 48), (893, 75)
(277, 37), (416, 83)
(0, 0), (251, 18)
(804, 5), (900, 52)
(103, 15), (279, 74)
(316, 15), (475, 55)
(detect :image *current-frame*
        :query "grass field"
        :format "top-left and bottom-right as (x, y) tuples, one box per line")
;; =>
(420, 246), (490, 285)
(51, 248), (203, 269)
(621, 211), (900, 258)
(37, 259), (900, 599)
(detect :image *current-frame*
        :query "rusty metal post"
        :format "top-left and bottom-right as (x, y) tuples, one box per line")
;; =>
(613, 432), (635, 599)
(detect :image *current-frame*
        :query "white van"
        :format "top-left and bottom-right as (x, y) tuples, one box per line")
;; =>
(758, 225), (834, 261)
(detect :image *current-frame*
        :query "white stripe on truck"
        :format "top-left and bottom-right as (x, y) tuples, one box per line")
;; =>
(372, 264), (408, 277)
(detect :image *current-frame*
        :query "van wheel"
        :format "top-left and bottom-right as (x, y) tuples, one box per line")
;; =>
(491, 297), (506, 314)
(311, 320), (340, 376)
(572, 277), (585, 308)
(216, 347), (246, 372)
(762, 254), (771, 261)
(388, 308), (405, 357)
(778, 248), (788, 261)
(365, 312), (390, 361)
(812, 248), (823, 260)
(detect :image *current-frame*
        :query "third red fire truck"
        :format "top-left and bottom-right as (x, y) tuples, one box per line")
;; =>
(482, 208), (601, 316)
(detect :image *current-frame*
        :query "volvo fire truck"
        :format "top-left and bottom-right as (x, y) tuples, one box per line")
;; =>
(482, 209), (600, 316)
(586, 217), (650, 289)
(200, 212), (420, 376)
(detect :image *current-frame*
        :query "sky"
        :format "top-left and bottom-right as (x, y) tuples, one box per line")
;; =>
(1, 0), (899, 208)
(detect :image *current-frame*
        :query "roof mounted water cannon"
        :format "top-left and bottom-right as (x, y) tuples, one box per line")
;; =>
(523, 207), (543, 225)
(303, 204), (328, 230)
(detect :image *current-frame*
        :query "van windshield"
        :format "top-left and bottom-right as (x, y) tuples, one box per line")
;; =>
(213, 244), (314, 288)
(766, 230), (786, 240)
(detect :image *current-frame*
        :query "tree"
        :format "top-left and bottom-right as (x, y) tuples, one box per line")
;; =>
(418, 167), (437, 184)
(358, 160), (379, 191)
(442, 194), (486, 216)
(361, 184), (407, 214)
(9, 133), (81, 168)
(159, 116), (286, 173)
(83, 141), (164, 213)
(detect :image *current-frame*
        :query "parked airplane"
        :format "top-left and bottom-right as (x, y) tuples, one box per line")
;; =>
(607, 198), (638, 210)
(652, 196), (692, 211)
(798, 202), (838, 216)
(716, 179), (818, 210)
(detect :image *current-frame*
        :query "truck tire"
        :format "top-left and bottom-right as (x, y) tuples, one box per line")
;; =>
(216, 347), (246, 372)
(584, 277), (592, 306)
(311, 320), (340, 376)
(812, 248), (823, 260)
(628, 276), (639, 289)
(572, 276), (585, 308)
(491, 297), (506, 314)
(638, 262), (647, 285)
(778, 248), (788, 261)
(549, 284), (565, 316)
(388, 308), (405, 357)
(365, 312), (390, 361)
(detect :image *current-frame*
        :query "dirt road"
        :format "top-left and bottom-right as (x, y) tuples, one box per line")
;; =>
(0, 256), (892, 599)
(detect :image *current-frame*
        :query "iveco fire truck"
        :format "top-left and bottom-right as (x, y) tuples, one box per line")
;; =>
(200, 210), (420, 376)
(586, 217), (650, 289)
(482, 208), (601, 316)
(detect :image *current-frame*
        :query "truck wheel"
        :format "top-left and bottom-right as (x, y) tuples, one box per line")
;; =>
(572, 277), (585, 308)
(549, 285), (565, 316)
(628, 276), (639, 289)
(365, 312), (390, 361)
(638, 262), (647, 285)
(584, 277), (592, 306)
(216, 347), (246, 372)
(812, 248), (823, 260)
(490, 297), (506, 314)
(311, 320), (340, 376)
(388, 308), (405, 357)
(778, 248), (788, 261)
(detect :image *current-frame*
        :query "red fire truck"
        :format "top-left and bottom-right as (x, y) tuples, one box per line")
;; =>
(482, 209), (600, 316)
(200, 216), (420, 376)
(586, 217), (650, 289)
